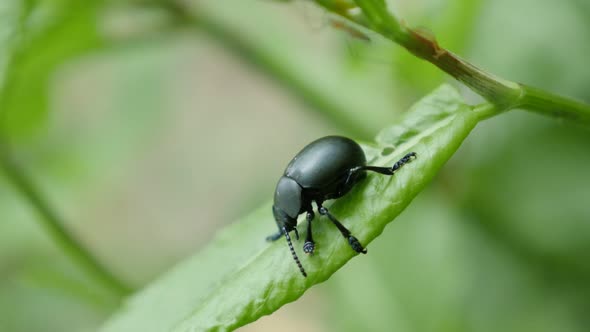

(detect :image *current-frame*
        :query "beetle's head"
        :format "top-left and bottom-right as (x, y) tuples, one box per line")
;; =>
(272, 205), (297, 231)
(272, 176), (307, 277)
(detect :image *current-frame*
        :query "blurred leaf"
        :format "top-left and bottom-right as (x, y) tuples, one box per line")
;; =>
(0, 258), (112, 332)
(0, 2), (19, 85)
(463, 112), (590, 285)
(0, 0), (104, 140)
(100, 84), (496, 332)
(323, 190), (473, 332)
(326, 187), (590, 332)
(0, 17), (185, 332)
(457, 0), (590, 297)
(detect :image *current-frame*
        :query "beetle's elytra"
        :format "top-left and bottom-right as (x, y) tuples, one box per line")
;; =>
(267, 136), (417, 277)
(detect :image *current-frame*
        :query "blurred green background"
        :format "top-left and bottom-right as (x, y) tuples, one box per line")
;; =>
(0, 0), (589, 331)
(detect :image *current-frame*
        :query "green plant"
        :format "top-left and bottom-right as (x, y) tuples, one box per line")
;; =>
(0, 0), (588, 331)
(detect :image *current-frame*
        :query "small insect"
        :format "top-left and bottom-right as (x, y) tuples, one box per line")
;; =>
(267, 136), (417, 277)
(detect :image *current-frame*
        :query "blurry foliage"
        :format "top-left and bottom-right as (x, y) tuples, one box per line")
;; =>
(0, 0), (104, 140)
(0, 0), (588, 331)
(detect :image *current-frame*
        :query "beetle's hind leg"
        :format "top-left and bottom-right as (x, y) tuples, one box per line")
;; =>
(357, 152), (417, 176)
(318, 205), (367, 254)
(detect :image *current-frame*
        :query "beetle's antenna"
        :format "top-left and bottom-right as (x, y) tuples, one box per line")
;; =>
(283, 227), (307, 277)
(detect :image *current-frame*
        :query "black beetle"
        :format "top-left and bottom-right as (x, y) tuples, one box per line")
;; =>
(267, 136), (416, 277)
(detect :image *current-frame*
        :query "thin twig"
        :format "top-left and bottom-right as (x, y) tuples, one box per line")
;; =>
(0, 150), (132, 300)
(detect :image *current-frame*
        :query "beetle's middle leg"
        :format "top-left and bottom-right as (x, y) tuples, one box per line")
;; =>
(303, 210), (315, 254)
(318, 205), (367, 254)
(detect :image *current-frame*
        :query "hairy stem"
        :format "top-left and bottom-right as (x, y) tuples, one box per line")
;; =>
(0, 150), (132, 300)
(314, 0), (590, 123)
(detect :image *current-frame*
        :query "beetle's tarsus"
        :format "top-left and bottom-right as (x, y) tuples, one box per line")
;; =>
(303, 241), (315, 255)
(391, 152), (417, 172)
(348, 236), (367, 254)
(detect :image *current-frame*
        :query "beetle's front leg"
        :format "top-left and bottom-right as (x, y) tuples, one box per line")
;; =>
(303, 211), (315, 254)
(266, 231), (283, 242)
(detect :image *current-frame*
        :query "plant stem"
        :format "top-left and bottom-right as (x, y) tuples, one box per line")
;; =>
(314, 0), (590, 123)
(472, 102), (499, 121)
(519, 85), (590, 124)
(0, 150), (132, 300)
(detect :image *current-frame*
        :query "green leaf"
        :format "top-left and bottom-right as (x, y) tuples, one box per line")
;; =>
(101, 84), (496, 332)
